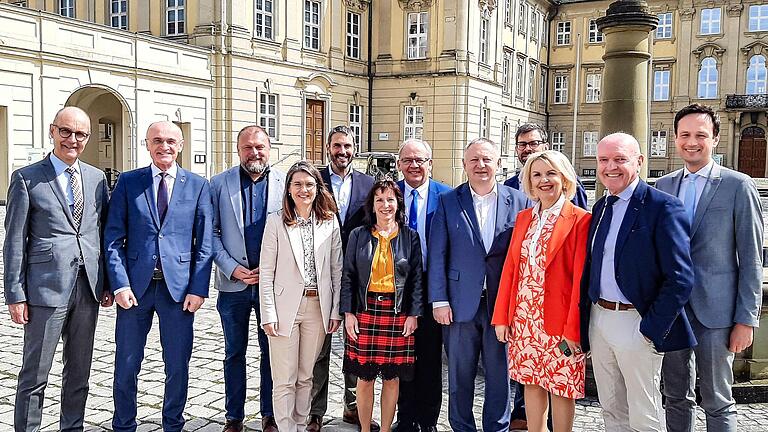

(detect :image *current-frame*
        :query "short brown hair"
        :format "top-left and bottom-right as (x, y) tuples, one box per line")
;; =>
(282, 161), (338, 225)
(674, 104), (720, 137)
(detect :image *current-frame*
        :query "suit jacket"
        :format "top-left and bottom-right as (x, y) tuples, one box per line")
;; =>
(396, 179), (452, 243)
(3, 155), (109, 306)
(259, 212), (343, 337)
(579, 180), (696, 352)
(492, 202), (591, 343)
(320, 167), (375, 250)
(505, 173), (589, 210)
(104, 165), (214, 302)
(427, 183), (530, 322)
(211, 166), (285, 292)
(656, 164), (764, 329)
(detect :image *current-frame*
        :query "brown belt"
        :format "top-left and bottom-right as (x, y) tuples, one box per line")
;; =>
(304, 288), (318, 297)
(597, 298), (635, 311)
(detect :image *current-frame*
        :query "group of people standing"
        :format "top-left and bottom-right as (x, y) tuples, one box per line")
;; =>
(3, 102), (763, 432)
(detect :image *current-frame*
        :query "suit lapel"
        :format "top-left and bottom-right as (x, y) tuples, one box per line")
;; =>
(321, 167), (343, 227)
(670, 170), (685, 196)
(227, 168), (245, 234)
(494, 185), (511, 239)
(544, 202), (576, 269)
(286, 223), (307, 281)
(457, 184), (485, 250)
(613, 182), (645, 267)
(142, 167), (161, 229)
(42, 156), (77, 229)
(426, 180), (440, 240)
(691, 164), (722, 236)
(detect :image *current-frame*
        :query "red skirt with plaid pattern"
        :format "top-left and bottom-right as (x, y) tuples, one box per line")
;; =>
(343, 292), (416, 381)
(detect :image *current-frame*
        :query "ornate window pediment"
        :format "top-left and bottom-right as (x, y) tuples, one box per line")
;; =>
(692, 43), (725, 62)
(742, 41), (768, 58)
(478, 0), (497, 14)
(398, 0), (434, 11)
(344, 0), (369, 12)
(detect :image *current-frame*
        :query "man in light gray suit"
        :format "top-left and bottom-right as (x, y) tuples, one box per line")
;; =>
(211, 125), (285, 432)
(4, 106), (112, 432)
(657, 104), (764, 432)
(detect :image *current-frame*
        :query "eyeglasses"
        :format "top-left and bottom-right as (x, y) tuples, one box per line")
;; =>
(399, 158), (431, 166)
(515, 140), (545, 150)
(291, 182), (317, 191)
(52, 125), (90, 142)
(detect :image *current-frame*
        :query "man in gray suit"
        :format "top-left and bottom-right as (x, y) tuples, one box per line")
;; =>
(211, 125), (284, 432)
(657, 104), (764, 432)
(4, 106), (112, 432)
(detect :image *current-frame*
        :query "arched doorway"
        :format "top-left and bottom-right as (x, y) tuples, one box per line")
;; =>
(738, 126), (767, 178)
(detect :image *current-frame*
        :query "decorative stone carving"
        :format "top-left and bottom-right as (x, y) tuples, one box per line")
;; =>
(727, 4), (743, 18)
(344, 0), (369, 12)
(679, 8), (695, 21)
(478, 0), (497, 14)
(692, 43), (726, 62)
(398, 0), (433, 11)
(741, 41), (768, 58)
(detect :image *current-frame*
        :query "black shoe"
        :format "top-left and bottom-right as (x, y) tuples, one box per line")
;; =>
(392, 421), (419, 432)
(306, 415), (323, 432)
(419, 425), (438, 432)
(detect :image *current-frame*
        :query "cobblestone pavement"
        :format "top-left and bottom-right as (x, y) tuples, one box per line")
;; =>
(0, 205), (767, 431)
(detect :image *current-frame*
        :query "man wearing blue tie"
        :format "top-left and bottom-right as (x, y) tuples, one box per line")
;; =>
(104, 121), (214, 432)
(392, 139), (451, 432)
(580, 132), (696, 431)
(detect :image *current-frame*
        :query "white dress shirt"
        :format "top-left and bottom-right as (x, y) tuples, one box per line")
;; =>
(404, 180), (430, 270)
(597, 177), (639, 304)
(329, 168), (353, 222)
(49, 153), (82, 210)
(677, 159), (714, 209)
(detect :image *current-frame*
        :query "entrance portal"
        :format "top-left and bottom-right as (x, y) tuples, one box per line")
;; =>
(738, 126), (767, 178)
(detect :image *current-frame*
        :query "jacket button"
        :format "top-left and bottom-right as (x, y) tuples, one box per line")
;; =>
(152, 255), (157, 260)
(242, 257), (247, 260)
(159, 234), (164, 239)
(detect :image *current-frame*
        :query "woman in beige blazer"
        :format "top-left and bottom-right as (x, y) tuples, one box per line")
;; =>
(259, 161), (343, 432)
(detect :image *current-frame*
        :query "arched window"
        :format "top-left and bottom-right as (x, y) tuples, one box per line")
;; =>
(698, 57), (718, 99)
(746, 55), (768, 94)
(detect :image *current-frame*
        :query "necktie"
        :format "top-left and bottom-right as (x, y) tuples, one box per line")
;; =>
(65, 167), (83, 230)
(684, 174), (698, 224)
(157, 172), (169, 223)
(589, 195), (619, 302)
(409, 189), (419, 231)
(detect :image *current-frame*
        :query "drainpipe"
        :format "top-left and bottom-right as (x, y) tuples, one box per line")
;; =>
(366, 0), (373, 152)
(544, 5), (556, 134)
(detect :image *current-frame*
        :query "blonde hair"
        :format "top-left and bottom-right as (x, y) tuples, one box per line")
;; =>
(521, 150), (578, 201)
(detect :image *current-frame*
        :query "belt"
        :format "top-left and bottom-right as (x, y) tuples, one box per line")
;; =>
(304, 288), (318, 297)
(597, 298), (635, 311)
(152, 269), (165, 281)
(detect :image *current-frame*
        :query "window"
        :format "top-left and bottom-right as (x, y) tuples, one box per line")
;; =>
(541, 15), (548, 45)
(653, 70), (670, 101)
(656, 13), (672, 39)
(700, 8), (721, 35)
(166, 0), (185, 35)
(586, 73), (601, 103)
(749, 5), (768, 32)
(58, 0), (74, 17)
(746, 55), (768, 94)
(583, 131), (598, 157)
(528, 64), (536, 101)
(505, 0), (512, 25)
(554, 74), (568, 104)
(12, 1), (28, 6)
(501, 122), (510, 156)
(519, 3), (527, 35)
(698, 57), (718, 99)
(556, 21), (571, 45)
(650, 130), (667, 157)
(479, 18), (489, 64)
(349, 105), (363, 145)
(347, 12), (361, 59)
(255, 0), (274, 40)
(516, 57), (525, 98)
(588, 20), (603, 43)
(531, 10), (538, 39)
(540, 69), (547, 102)
(407, 12), (428, 59)
(304, 0), (321, 50)
(551, 132), (565, 152)
(404, 105), (424, 140)
(110, 0), (127, 30)
(503, 52), (511, 94)
(480, 106), (490, 138)
(259, 93), (278, 139)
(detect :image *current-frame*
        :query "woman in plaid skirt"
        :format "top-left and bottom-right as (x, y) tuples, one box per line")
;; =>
(340, 180), (424, 432)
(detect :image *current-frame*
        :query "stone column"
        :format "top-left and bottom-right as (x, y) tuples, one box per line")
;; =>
(596, 0), (657, 180)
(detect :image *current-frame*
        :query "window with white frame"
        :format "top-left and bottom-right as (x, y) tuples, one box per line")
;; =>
(407, 12), (428, 59)
(583, 131), (598, 157)
(501, 121), (510, 156)
(166, 0), (185, 35)
(479, 17), (489, 64)
(519, 2), (527, 35)
(650, 130), (667, 157)
(259, 93), (278, 139)
(503, 52), (511, 94)
(586, 73), (601, 103)
(255, 0), (273, 40)
(531, 10), (538, 39)
(556, 21), (571, 45)
(749, 5), (768, 32)
(541, 15), (548, 45)
(404, 105), (424, 140)
(528, 64), (536, 101)
(516, 57), (525, 98)
(480, 106), (490, 138)
(304, 0), (321, 50)
(656, 13), (672, 39)
(588, 20), (603, 43)
(505, 0), (512, 25)
(110, 0), (127, 29)
(746, 55), (767, 94)
(653, 70), (670, 101)
(347, 11), (361, 59)
(540, 69), (547, 102)
(551, 132), (565, 152)
(700, 8), (721, 35)
(554, 74), (568, 104)
(58, 0), (74, 17)
(349, 105), (363, 145)
(698, 57), (718, 99)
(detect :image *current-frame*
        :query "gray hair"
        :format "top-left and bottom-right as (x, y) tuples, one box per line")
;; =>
(398, 138), (433, 158)
(465, 137), (500, 154)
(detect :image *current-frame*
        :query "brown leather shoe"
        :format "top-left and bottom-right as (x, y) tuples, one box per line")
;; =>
(306, 414), (323, 432)
(343, 408), (380, 432)
(509, 418), (528, 431)
(263, 415), (278, 432)
(222, 419), (244, 432)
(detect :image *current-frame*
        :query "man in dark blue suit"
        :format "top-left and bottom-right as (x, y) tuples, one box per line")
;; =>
(580, 132), (696, 431)
(392, 139), (451, 432)
(104, 121), (214, 432)
(428, 138), (529, 432)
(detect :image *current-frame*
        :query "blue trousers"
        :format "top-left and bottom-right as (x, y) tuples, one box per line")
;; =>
(217, 286), (274, 421)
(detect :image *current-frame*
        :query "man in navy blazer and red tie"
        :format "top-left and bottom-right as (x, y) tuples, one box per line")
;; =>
(392, 138), (451, 432)
(104, 121), (214, 432)
(428, 138), (529, 432)
(580, 132), (696, 431)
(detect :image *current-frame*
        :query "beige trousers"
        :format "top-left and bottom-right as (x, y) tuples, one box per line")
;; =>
(268, 296), (327, 432)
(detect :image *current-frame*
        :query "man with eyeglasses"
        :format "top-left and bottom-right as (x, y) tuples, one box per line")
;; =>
(5, 106), (112, 432)
(391, 139), (451, 432)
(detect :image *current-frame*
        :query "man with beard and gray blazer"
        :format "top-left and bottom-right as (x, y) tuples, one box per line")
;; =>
(4, 106), (112, 432)
(210, 125), (284, 432)
(657, 104), (763, 432)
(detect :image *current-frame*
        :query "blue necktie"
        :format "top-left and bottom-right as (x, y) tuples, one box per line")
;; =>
(157, 172), (169, 223)
(589, 195), (619, 302)
(408, 189), (418, 231)
(684, 174), (698, 224)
